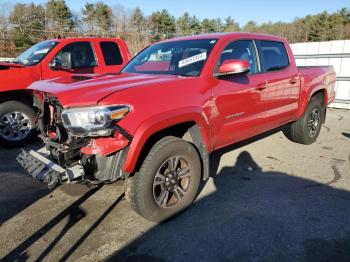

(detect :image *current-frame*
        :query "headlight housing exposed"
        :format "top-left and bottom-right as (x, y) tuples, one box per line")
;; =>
(61, 105), (130, 137)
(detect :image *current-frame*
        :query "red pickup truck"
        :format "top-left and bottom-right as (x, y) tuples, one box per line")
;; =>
(18, 33), (336, 222)
(0, 37), (131, 147)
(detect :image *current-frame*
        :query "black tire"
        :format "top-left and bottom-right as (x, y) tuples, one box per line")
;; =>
(126, 136), (201, 222)
(0, 101), (36, 148)
(283, 97), (324, 145)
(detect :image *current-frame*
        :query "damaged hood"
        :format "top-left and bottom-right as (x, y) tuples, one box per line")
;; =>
(29, 73), (183, 108)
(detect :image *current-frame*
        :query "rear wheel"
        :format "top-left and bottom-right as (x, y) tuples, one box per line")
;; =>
(126, 136), (201, 222)
(0, 101), (36, 147)
(283, 97), (324, 145)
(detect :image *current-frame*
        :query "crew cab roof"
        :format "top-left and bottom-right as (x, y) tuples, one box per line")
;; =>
(158, 32), (287, 43)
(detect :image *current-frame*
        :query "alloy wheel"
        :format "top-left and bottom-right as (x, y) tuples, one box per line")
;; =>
(307, 108), (320, 137)
(153, 155), (192, 208)
(0, 111), (32, 141)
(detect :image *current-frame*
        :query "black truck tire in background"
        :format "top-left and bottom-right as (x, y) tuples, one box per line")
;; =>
(0, 101), (36, 147)
(126, 136), (201, 222)
(283, 96), (324, 145)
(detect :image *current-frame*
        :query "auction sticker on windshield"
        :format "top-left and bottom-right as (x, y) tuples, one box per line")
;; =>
(34, 48), (50, 55)
(178, 52), (207, 68)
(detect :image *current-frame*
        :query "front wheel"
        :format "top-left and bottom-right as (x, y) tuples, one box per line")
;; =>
(126, 136), (201, 222)
(0, 101), (36, 147)
(283, 97), (324, 145)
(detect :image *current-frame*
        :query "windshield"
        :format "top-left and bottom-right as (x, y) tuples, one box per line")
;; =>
(122, 39), (218, 76)
(14, 40), (58, 66)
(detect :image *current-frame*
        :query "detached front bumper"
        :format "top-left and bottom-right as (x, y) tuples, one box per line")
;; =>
(16, 147), (84, 189)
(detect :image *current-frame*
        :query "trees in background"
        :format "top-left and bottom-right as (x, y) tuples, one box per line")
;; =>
(307, 11), (347, 41)
(0, 1), (349, 57)
(176, 12), (191, 35)
(176, 13), (203, 35)
(224, 17), (240, 32)
(46, 0), (74, 34)
(93, 2), (113, 35)
(131, 7), (146, 33)
(9, 3), (46, 49)
(149, 9), (176, 40)
(243, 20), (258, 33)
(81, 2), (112, 36)
(201, 18), (219, 33)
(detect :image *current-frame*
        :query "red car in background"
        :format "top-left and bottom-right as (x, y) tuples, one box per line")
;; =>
(0, 37), (131, 147)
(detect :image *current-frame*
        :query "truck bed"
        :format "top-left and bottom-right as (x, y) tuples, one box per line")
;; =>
(298, 66), (336, 106)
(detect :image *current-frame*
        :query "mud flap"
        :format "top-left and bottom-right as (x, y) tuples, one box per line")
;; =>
(17, 149), (69, 189)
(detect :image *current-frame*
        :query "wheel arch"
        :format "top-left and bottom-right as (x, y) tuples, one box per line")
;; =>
(311, 89), (326, 105)
(0, 90), (36, 108)
(122, 109), (212, 179)
(297, 86), (327, 119)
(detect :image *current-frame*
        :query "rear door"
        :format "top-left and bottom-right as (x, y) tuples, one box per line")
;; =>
(212, 39), (268, 149)
(96, 41), (126, 73)
(256, 40), (300, 127)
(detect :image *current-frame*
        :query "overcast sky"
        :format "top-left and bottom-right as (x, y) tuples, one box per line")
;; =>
(8, 0), (350, 25)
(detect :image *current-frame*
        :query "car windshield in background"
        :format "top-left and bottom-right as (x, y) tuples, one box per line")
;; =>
(14, 40), (58, 66)
(122, 39), (218, 76)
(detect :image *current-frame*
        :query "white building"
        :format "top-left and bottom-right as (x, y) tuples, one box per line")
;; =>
(290, 40), (350, 109)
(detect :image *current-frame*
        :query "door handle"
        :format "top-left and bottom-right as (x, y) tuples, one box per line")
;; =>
(256, 83), (267, 91)
(289, 78), (298, 84)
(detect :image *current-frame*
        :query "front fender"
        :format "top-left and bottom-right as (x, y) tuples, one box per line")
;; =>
(122, 107), (211, 173)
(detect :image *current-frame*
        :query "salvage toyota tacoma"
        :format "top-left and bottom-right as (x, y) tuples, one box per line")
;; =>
(17, 33), (336, 222)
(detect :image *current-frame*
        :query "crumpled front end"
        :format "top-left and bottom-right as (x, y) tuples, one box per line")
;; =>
(17, 92), (131, 189)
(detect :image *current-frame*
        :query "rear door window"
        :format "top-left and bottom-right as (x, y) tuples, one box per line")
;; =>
(100, 42), (123, 65)
(259, 41), (289, 72)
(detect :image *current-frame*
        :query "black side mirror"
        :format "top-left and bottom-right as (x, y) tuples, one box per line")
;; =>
(49, 52), (72, 71)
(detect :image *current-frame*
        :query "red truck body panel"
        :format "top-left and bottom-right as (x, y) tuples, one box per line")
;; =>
(296, 66), (336, 118)
(0, 37), (131, 94)
(29, 33), (336, 174)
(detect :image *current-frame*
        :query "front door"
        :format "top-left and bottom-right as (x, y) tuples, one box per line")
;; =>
(212, 40), (267, 149)
(41, 41), (98, 80)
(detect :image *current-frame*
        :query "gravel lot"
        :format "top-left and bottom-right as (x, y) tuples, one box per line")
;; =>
(0, 109), (350, 262)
